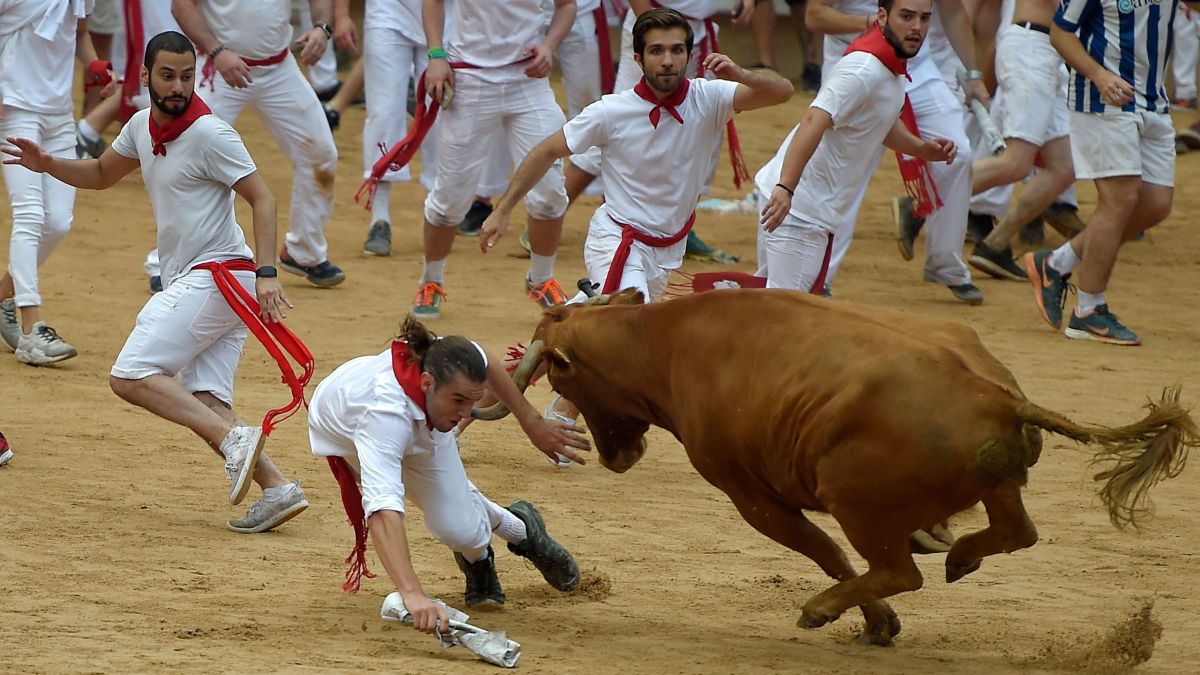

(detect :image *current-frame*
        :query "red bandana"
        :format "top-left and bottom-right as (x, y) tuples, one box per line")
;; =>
(633, 76), (690, 128)
(391, 340), (433, 430)
(149, 95), (212, 157)
(844, 25), (908, 77)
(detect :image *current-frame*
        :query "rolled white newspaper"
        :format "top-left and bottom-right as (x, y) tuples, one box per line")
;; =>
(380, 592), (522, 668)
(956, 68), (1006, 156)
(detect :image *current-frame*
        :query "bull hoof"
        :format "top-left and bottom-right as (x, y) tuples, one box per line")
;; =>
(909, 528), (953, 555)
(945, 557), (982, 583)
(797, 606), (838, 630)
(856, 630), (895, 647)
(859, 608), (901, 646)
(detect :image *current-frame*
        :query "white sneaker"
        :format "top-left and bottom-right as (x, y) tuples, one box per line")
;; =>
(0, 299), (19, 352)
(543, 396), (575, 468)
(221, 426), (265, 505)
(228, 481), (308, 533)
(15, 321), (78, 365)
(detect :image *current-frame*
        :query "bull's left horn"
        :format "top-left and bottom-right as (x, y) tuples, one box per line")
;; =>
(471, 340), (545, 421)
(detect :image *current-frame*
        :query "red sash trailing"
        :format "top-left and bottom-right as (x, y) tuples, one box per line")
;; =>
(601, 212), (696, 294)
(648, 2), (750, 187)
(200, 47), (289, 92)
(665, 234), (832, 297)
(327, 341), (429, 593)
(595, 2), (615, 94)
(149, 95), (212, 156)
(355, 55), (533, 209)
(844, 27), (941, 218)
(192, 259), (315, 435)
(119, 0), (144, 121)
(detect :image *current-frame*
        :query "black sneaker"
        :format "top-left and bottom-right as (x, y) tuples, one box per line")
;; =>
(315, 81), (341, 102)
(323, 104), (340, 131)
(279, 250), (346, 288)
(506, 500), (580, 592)
(801, 62), (822, 93)
(454, 546), (506, 607)
(968, 241), (1027, 281)
(457, 200), (493, 237)
(892, 196), (924, 261)
(1018, 217), (1046, 246)
(363, 220), (392, 256)
(966, 212), (994, 244)
(149, 275), (163, 294)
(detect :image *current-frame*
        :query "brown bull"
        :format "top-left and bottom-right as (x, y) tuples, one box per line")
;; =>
(481, 288), (1197, 646)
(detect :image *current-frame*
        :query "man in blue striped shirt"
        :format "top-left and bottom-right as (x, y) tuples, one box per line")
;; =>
(1021, 0), (1178, 346)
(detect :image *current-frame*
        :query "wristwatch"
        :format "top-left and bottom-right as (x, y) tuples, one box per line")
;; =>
(316, 22), (333, 39)
(255, 265), (278, 278)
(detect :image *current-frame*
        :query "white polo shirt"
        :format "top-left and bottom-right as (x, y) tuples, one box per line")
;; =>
(200, 0), (293, 60)
(111, 109), (256, 287)
(759, 51), (906, 233)
(563, 77), (738, 267)
(447, 0), (550, 83)
(0, 0), (92, 115)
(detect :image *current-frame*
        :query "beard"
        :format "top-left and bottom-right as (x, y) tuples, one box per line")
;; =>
(150, 83), (191, 117)
(883, 22), (920, 59)
(645, 69), (684, 95)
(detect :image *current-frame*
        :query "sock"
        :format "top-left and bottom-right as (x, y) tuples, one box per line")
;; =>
(466, 548), (492, 563)
(77, 119), (100, 143)
(528, 253), (556, 285)
(1048, 242), (1080, 276)
(371, 184), (391, 223)
(422, 258), (445, 285)
(492, 508), (528, 544)
(1075, 290), (1106, 316)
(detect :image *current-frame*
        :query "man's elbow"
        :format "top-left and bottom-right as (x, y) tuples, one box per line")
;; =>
(772, 79), (796, 104)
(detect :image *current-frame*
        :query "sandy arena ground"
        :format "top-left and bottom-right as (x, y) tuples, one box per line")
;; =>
(3, 23), (1200, 674)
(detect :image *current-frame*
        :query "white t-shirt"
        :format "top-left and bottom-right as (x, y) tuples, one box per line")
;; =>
(111, 109), (257, 286)
(658, 0), (721, 19)
(309, 343), (487, 519)
(564, 77), (738, 267)
(0, 0), (92, 115)
(759, 51), (906, 232)
(367, 0), (425, 45)
(201, 0), (293, 60)
(822, 0), (942, 89)
(447, 0), (548, 83)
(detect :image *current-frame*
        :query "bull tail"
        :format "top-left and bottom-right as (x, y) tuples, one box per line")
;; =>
(1016, 386), (1198, 531)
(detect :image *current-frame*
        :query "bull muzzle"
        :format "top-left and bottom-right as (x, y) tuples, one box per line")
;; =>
(471, 339), (544, 421)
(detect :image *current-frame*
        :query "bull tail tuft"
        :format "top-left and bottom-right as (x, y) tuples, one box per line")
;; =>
(1016, 386), (1199, 531)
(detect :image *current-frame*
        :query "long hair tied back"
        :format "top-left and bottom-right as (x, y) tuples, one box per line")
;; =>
(397, 315), (487, 385)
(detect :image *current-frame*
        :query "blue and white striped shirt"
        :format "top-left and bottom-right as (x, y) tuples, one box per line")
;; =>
(1055, 0), (1178, 113)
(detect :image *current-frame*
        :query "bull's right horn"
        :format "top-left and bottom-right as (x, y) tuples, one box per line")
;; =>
(471, 340), (545, 421)
(583, 293), (612, 306)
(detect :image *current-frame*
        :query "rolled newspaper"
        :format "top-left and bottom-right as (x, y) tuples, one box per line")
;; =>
(380, 592), (522, 668)
(957, 68), (1006, 156)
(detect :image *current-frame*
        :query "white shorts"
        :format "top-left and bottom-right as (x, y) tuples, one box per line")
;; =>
(995, 24), (1070, 146)
(761, 219), (833, 293)
(110, 268), (253, 406)
(583, 230), (671, 301)
(88, 0), (121, 35)
(1069, 110), (1175, 186)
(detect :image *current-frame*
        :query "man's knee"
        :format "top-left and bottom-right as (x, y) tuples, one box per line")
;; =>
(109, 375), (141, 402)
(428, 516), (492, 555)
(525, 169), (569, 220)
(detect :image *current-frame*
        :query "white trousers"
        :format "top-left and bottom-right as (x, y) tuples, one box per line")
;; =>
(362, 25), (435, 188)
(308, 420), (509, 561)
(424, 74), (567, 226)
(760, 219), (833, 293)
(559, 9), (602, 119)
(1174, 7), (1200, 101)
(201, 53), (338, 266)
(110, 268), (253, 406)
(295, 0), (339, 92)
(1, 109), (76, 308)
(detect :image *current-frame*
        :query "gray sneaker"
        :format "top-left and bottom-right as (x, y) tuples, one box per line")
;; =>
(0, 299), (19, 352)
(947, 283), (984, 305)
(228, 481), (309, 533)
(15, 322), (78, 365)
(221, 426), (265, 505)
(506, 500), (580, 592)
(892, 196), (924, 261)
(364, 220), (392, 256)
(75, 123), (107, 159)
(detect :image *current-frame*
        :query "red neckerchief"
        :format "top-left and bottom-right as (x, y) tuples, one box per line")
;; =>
(149, 95), (212, 156)
(391, 340), (434, 430)
(633, 76), (690, 128)
(844, 24), (908, 77)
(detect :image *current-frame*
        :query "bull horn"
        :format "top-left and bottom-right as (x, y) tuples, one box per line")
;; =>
(471, 340), (545, 421)
(583, 293), (612, 306)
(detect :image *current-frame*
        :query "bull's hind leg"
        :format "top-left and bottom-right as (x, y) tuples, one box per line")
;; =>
(728, 493), (901, 646)
(945, 480), (1038, 583)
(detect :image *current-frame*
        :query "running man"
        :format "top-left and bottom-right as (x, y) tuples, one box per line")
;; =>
(3, 32), (309, 531)
(759, 0), (958, 292)
(1, 0), (115, 364)
(311, 316), (589, 623)
(1024, 0), (1179, 345)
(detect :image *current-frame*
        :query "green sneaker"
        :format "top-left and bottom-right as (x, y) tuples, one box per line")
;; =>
(1064, 304), (1140, 346)
(412, 282), (446, 320)
(684, 230), (739, 264)
(1023, 250), (1071, 330)
(454, 546), (506, 607)
(506, 500), (580, 592)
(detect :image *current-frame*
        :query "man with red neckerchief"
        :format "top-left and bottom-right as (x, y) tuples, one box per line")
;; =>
(3, 32), (309, 535)
(758, 0), (957, 292)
